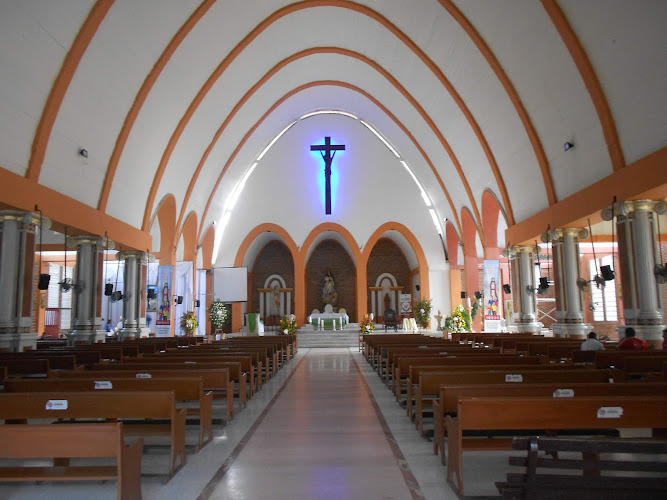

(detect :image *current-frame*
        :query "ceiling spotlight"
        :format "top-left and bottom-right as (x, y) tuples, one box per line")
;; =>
(564, 141), (574, 151)
(79, 148), (88, 158)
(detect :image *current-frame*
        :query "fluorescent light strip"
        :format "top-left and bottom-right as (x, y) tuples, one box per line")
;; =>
(300, 110), (358, 120)
(227, 162), (258, 211)
(400, 161), (431, 207)
(256, 121), (297, 161)
(359, 120), (399, 158)
(429, 208), (443, 235)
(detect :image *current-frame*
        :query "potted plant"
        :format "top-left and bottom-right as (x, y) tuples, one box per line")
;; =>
(180, 311), (198, 337)
(359, 314), (375, 335)
(413, 298), (432, 329)
(209, 301), (228, 339)
(279, 314), (297, 335)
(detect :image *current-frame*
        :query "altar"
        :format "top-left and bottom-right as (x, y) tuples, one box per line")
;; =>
(308, 312), (349, 330)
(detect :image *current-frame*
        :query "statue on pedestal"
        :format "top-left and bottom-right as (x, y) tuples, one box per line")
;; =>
(322, 270), (338, 309)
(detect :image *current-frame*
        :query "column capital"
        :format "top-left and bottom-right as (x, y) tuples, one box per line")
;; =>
(0, 210), (51, 230)
(602, 199), (667, 220)
(67, 235), (115, 250)
(503, 244), (538, 257)
(117, 250), (155, 262)
(542, 227), (589, 242)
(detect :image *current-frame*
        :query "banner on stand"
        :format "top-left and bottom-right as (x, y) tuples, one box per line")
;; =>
(483, 260), (502, 321)
(156, 266), (173, 337)
(399, 294), (412, 315)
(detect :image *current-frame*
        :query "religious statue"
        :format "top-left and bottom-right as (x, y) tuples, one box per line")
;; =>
(272, 284), (281, 316)
(159, 282), (171, 321)
(322, 270), (338, 308)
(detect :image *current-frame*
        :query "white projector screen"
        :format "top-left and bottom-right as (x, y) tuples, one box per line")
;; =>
(212, 266), (248, 302)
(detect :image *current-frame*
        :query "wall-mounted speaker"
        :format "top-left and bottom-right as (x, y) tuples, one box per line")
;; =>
(176, 296), (183, 305)
(195, 299), (201, 307)
(38, 274), (51, 290)
(503, 284), (511, 294)
(474, 291), (482, 300)
(104, 283), (113, 296)
(460, 292), (466, 299)
(539, 277), (549, 291)
(600, 265), (615, 281)
(147, 289), (156, 299)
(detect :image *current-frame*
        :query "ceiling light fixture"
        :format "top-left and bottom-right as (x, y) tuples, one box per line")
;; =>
(564, 141), (574, 151)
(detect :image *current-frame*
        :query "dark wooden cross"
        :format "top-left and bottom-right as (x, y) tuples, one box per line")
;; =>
(310, 136), (345, 215)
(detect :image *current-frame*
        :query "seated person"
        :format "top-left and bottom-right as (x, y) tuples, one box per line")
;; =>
(104, 319), (113, 333)
(580, 331), (605, 351)
(617, 327), (648, 350)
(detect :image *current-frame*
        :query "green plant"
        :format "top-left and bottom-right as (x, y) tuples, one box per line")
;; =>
(209, 301), (228, 330)
(413, 298), (432, 328)
(359, 314), (375, 334)
(444, 305), (472, 333)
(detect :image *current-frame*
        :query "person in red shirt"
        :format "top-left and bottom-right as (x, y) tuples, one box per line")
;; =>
(617, 327), (649, 350)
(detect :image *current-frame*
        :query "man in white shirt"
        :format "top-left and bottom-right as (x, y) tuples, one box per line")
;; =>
(581, 331), (605, 351)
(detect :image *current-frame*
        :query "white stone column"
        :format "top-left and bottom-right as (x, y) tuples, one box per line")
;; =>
(504, 245), (541, 334)
(0, 211), (49, 352)
(117, 251), (154, 340)
(545, 228), (592, 338)
(370, 289), (376, 317)
(68, 236), (114, 345)
(285, 290), (292, 316)
(602, 200), (667, 347)
(258, 291), (265, 318)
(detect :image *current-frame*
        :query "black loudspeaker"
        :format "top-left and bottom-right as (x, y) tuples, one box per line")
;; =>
(176, 296), (183, 305)
(474, 291), (482, 300)
(104, 283), (113, 296)
(415, 284), (420, 291)
(600, 265), (615, 281)
(195, 299), (201, 307)
(460, 292), (466, 299)
(38, 274), (51, 290)
(503, 284), (511, 294)
(539, 277), (549, 291)
(147, 289), (156, 299)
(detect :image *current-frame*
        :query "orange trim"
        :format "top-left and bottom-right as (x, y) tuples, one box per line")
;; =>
(144, 1), (504, 237)
(25, 0), (113, 182)
(439, 0), (554, 209)
(1, 165), (149, 251)
(199, 225), (215, 270)
(541, 0), (625, 172)
(445, 222), (462, 269)
(98, 0), (215, 212)
(505, 147), (667, 245)
(154, 194), (176, 264)
(232, 223), (301, 330)
(361, 222), (430, 322)
(179, 211), (198, 262)
(178, 47), (466, 234)
(196, 80), (463, 240)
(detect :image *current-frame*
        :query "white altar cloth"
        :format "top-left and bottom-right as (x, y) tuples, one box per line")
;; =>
(308, 312), (349, 330)
(402, 318), (418, 332)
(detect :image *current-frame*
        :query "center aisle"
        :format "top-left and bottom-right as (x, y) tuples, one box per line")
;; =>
(200, 348), (422, 500)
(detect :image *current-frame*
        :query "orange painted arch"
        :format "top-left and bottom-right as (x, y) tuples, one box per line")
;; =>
(176, 47), (479, 236)
(141, 0), (518, 237)
(196, 80), (463, 242)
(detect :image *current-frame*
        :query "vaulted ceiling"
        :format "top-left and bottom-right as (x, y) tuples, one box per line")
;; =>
(1, 0), (665, 265)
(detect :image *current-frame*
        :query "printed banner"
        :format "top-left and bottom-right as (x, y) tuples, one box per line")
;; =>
(483, 260), (502, 320)
(399, 293), (412, 315)
(156, 265), (173, 336)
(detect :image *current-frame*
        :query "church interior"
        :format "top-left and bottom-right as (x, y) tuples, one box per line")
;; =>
(1, 1), (666, 499)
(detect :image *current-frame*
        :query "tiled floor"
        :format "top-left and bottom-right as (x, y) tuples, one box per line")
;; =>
(0, 348), (512, 499)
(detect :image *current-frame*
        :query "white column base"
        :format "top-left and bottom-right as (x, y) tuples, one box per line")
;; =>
(552, 322), (592, 339)
(68, 330), (107, 345)
(0, 332), (39, 352)
(118, 327), (150, 340)
(514, 321), (542, 334)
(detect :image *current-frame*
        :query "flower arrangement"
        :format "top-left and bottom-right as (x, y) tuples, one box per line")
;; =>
(443, 305), (472, 333)
(180, 311), (198, 336)
(209, 301), (228, 330)
(279, 315), (297, 335)
(413, 298), (432, 329)
(359, 314), (375, 334)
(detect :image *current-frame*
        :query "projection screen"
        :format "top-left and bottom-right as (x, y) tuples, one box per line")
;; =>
(212, 266), (248, 302)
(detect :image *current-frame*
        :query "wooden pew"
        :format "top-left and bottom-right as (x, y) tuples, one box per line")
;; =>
(0, 353), (79, 371)
(446, 395), (667, 495)
(92, 361), (247, 410)
(594, 350), (667, 369)
(0, 366), (6, 383)
(0, 423), (143, 500)
(0, 391), (187, 476)
(56, 367), (234, 423)
(0, 358), (51, 377)
(497, 436), (667, 499)
(5, 376), (214, 449)
(433, 381), (667, 464)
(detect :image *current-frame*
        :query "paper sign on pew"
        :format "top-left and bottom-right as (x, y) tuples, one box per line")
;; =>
(505, 374), (523, 382)
(94, 381), (113, 390)
(598, 407), (624, 419)
(552, 388), (574, 398)
(45, 400), (68, 410)
(136, 373), (152, 379)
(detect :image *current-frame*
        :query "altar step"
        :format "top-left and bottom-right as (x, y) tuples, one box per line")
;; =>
(297, 325), (360, 348)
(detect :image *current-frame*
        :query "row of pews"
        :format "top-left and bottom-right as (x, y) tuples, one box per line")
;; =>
(361, 333), (667, 498)
(0, 334), (298, 500)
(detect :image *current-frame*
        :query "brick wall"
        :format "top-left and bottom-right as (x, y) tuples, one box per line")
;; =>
(366, 238), (410, 307)
(250, 240), (294, 313)
(305, 239), (356, 319)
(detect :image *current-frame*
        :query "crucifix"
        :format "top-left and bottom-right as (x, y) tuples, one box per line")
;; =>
(310, 136), (345, 215)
